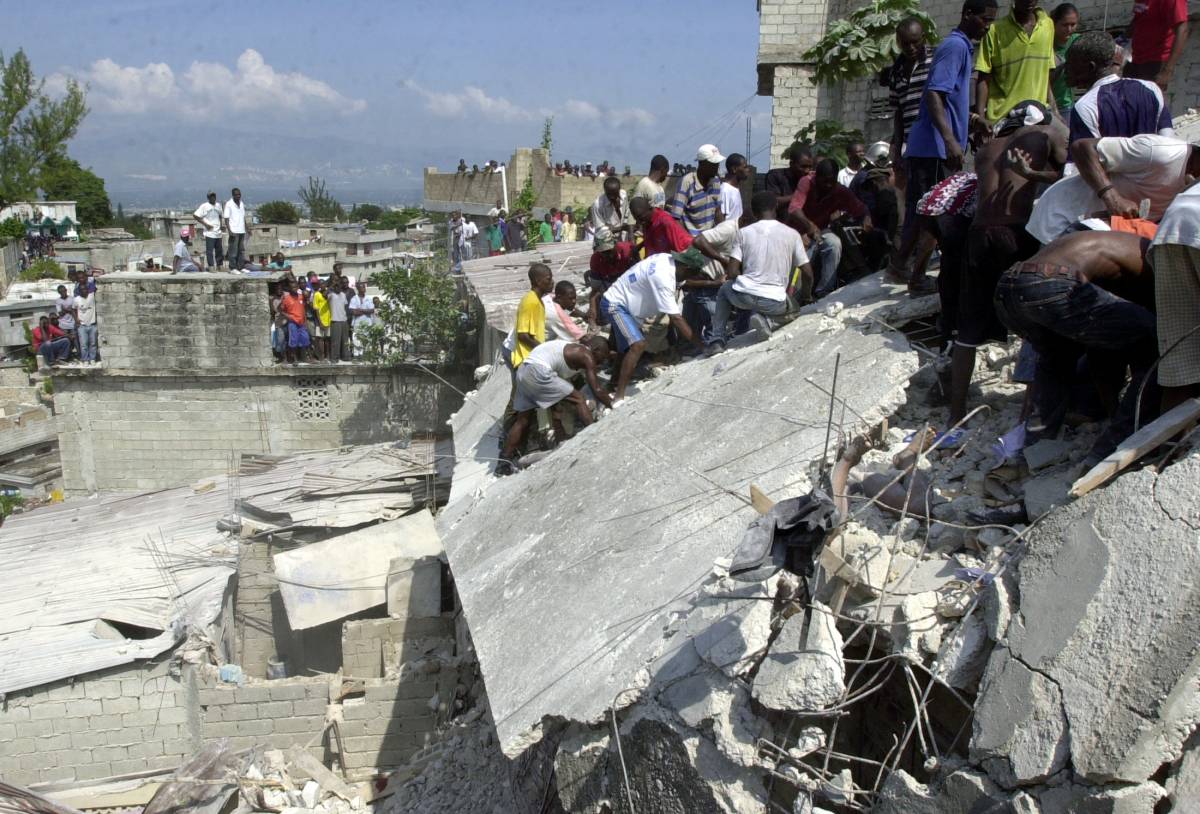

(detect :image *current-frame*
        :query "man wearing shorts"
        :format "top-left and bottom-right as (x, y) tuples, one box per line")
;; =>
(994, 230), (1157, 466)
(498, 337), (614, 474)
(599, 247), (708, 401)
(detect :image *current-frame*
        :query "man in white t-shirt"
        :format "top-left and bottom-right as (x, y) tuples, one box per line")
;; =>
(1027, 135), (1200, 243)
(173, 227), (201, 274)
(720, 153), (749, 224)
(75, 285), (98, 363)
(838, 142), (866, 187)
(193, 191), (225, 271)
(462, 218), (479, 260)
(706, 191), (810, 354)
(55, 283), (78, 357)
(349, 281), (376, 357)
(1150, 181), (1200, 409)
(598, 247), (708, 401)
(222, 187), (247, 271)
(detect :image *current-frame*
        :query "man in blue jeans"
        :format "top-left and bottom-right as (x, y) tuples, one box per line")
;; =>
(707, 192), (810, 355)
(994, 230), (1158, 467)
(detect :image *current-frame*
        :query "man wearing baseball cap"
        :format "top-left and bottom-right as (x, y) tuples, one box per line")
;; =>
(172, 226), (201, 274)
(585, 226), (637, 328)
(598, 246), (708, 401)
(670, 144), (725, 236)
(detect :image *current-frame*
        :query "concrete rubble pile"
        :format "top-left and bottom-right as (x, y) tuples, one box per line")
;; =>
(376, 270), (1200, 813)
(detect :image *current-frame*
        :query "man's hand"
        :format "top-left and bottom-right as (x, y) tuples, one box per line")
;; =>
(1154, 67), (1173, 91)
(893, 159), (907, 189)
(1102, 188), (1140, 218)
(1006, 147), (1035, 178)
(945, 139), (965, 172)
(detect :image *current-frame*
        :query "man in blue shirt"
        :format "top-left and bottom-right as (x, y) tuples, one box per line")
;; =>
(889, 0), (998, 293)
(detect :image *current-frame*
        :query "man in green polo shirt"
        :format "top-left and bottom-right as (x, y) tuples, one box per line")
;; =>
(975, 0), (1057, 124)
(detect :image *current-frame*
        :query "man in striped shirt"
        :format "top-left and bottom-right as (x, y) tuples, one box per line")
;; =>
(889, 17), (934, 178)
(670, 144), (725, 236)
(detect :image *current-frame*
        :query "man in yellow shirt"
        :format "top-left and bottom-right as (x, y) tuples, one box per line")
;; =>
(509, 263), (554, 367)
(311, 279), (332, 361)
(975, 0), (1056, 124)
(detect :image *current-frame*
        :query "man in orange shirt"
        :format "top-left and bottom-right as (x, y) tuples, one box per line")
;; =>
(279, 278), (311, 364)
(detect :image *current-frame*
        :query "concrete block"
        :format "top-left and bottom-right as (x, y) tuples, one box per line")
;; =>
(237, 719), (274, 737)
(51, 716), (92, 734)
(127, 740), (167, 759)
(257, 701), (293, 718)
(101, 697), (139, 715)
(386, 556), (443, 618)
(37, 733), (73, 752)
(16, 719), (53, 738)
(0, 723), (15, 740)
(291, 698), (328, 717)
(47, 683), (86, 701)
(92, 744), (128, 763)
(29, 702), (67, 721)
(268, 683), (308, 701)
(233, 686), (270, 704)
(272, 716), (325, 735)
(201, 721), (239, 738)
(64, 698), (104, 717)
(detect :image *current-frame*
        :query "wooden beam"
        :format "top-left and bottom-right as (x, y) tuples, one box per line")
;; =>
(1069, 398), (1200, 498)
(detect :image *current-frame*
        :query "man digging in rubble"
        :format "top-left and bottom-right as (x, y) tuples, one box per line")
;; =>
(993, 230), (1159, 468)
(946, 101), (1067, 441)
(598, 247), (708, 402)
(497, 337), (614, 475)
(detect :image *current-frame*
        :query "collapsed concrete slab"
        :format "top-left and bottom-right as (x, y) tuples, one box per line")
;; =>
(439, 296), (917, 755)
(973, 450), (1200, 787)
(752, 602), (845, 712)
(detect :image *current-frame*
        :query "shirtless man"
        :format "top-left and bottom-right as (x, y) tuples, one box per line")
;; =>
(948, 101), (1068, 433)
(994, 230), (1157, 466)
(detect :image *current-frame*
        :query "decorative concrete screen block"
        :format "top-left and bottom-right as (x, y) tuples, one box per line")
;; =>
(96, 272), (276, 371)
(294, 377), (331, 420)
(387, 556), (443, 618)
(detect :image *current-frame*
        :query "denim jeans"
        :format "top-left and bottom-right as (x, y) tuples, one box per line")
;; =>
(227, 233), (246, 270)
(205, 236), (224, 268)
(811, 230), (842, 300)
(994, 265), (1158, 455)
(709, 281), (790, 345)
(78, 323), (98, 362)
(683, 288), (719, 342)
(40, 337), (70, 365)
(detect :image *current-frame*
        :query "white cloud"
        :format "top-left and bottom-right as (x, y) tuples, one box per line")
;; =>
(403, 80), (532, 122)
(403, 82), (655, 128)
(127, 173), (167, 181)
(53, 50), (365, 118)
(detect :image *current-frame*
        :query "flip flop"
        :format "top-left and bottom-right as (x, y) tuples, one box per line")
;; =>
(904, 427), (966, 450)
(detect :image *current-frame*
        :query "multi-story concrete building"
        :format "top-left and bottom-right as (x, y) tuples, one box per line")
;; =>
(1, 200), (80, 239)
(755, 0), (1200, 168)
(325, 227), (400, 278)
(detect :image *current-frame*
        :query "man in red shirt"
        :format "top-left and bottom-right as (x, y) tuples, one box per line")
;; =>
(631, 197), (693, 257)
(788, 158), (874, 299)
(1126, 0), (1189, 90)
(31, 314), (70, 366)
(586, 226), (637, 328)
(278, 278), (311, 364)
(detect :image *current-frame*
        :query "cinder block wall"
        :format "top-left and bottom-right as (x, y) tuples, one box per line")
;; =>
(96, 274), (274, 371)
(341, 616), (457, 679)
(0, 658), (199, 787)
(195, 674), (331, 760)
(53, 366), (463, 493)
(338, 676), (447, 773)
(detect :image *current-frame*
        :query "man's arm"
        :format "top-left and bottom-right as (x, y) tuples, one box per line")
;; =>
(926, 90), (965, 171)
(975, 72), (990, 118)
(1006, 146), (1063, 184)
(576, 351), (614, 408)
(693, 233), (739, 276)
(1159, 19), (1190, 89)
(667, 313), (700, 347)
(1070, 138), (1139, 217)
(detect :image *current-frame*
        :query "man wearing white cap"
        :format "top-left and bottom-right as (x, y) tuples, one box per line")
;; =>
(670, 144), (726, 236)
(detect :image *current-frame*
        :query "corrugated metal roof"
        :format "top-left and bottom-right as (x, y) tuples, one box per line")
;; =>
(460, 241), (592, 333)
(0, 442), (450, 695)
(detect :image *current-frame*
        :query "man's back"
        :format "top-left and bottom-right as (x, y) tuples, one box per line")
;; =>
(738, 220), (807, 293)
(1031, 230), (1150, 284)
(975, 125), (1064, 225)
(1069, 75), (1172, 144)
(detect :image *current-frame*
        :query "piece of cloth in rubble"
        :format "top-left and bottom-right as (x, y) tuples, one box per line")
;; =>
(916, 171), (978, 220)
(730, 489), (837, 575)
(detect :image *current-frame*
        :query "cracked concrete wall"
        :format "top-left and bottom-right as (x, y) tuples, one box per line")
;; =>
(972, 449), (1200, 792)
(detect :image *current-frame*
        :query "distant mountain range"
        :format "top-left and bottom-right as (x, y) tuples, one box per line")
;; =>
(71, 121), (428, 209)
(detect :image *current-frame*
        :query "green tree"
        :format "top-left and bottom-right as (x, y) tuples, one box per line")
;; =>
(358, 260), (462, 364)
(802, 0), (938, 85)
(349, 203), (383, 222)
(39, 155), (111, 225)
(257, 200), (300, 224)
(786, 120), (867, 167)
(368, 206), (427, 231)
(541, 116), (554, 152)
(0, 49), (88, 208)
(19, 256), (64, 281)
(298, 176), (344, 222)
(0, 215), (24, 245)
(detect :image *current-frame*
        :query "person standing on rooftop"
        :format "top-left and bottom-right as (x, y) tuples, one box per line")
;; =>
(223, 188), (248, 271)
(193, 191), (225, 271)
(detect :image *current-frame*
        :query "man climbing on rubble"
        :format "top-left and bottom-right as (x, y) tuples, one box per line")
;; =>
(994, 230), (1159, 467)
(598, 247), (708, 402)
(544, 280), (586, 341)
(497, 336), (614, 475)
(631, 196), (693, 258)
(585, 226), (637, 328)
(706, 192), (809, 355)
(946, 101), (1068, 438)
(500, 264), (555, 430)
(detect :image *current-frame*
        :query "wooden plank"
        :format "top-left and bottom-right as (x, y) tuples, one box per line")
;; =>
(1069, 398), (1200, 498)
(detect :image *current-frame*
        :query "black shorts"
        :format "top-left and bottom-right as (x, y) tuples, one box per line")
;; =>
(958, 224), (1041, 347)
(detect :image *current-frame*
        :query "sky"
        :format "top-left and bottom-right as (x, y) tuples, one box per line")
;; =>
(6, 0), (773, 208)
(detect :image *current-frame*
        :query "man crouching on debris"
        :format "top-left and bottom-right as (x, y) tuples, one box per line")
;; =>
(498, 337), (614, 475)
(599, 247), (708, 402)
(994, 230), (1158, 468)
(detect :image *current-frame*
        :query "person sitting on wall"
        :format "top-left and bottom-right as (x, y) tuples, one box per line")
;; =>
(32, 314), (70, 367)
(457, 159), (468, 173)
(172, 227), (201, 274)
(497, 336), (614, 475)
